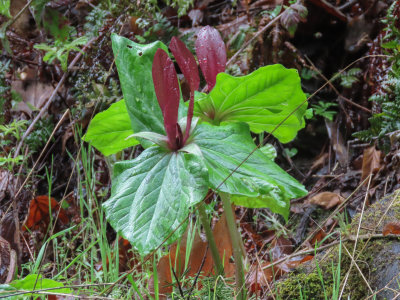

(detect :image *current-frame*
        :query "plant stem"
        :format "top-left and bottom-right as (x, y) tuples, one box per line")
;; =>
(220, 192), (246, 300)
(197, 202), (224, 275)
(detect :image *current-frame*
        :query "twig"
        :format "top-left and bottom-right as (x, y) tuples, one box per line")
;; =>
(171, 267), (185, 298)
(342, 243), (373, 294)
(339, 175), (372, 298)
(298, 171), (372, 249)
(365, 269), (400, 299)
(10, 147), (27, 265)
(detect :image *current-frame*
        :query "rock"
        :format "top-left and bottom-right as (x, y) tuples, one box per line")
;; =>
(275, 189), (400, 299)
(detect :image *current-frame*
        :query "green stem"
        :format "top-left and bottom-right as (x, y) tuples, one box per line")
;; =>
(197, 202), (224, 275)
(220, 192), (246, 300)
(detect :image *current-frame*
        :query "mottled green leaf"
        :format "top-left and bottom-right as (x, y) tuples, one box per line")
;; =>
(192, 123), (307, 219)
(103, 147), (208, 255)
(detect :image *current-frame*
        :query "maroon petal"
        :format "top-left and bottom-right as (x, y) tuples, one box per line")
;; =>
(170, 36), (200, 93)
(152, 48), (180, 150)
(195, 26), (226, 91)
(170, 36), (200, 144)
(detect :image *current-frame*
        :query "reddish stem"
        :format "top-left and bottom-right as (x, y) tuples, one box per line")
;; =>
(183, 91), (194, 144)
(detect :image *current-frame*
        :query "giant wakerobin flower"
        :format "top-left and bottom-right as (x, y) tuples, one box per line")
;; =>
(152, 26), (226, 151)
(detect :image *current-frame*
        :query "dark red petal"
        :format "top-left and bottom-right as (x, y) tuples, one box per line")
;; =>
(195, 26), (226, 91)
(170, 37), (200, 144)
(152, 49), (180, 150)
(170, 36), (199, 93)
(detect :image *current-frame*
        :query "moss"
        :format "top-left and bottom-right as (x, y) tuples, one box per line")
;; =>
(276, 271), (329, 299)
(275, 239), (386, 299)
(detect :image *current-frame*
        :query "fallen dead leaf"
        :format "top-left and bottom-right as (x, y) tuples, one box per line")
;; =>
(155, 213), (234, 295)
(269, 236), (293, 261)
(242, 224), (260, 247)
(246, 262), (279, 294)
(309, 192), (344, 209)
(22, 196), (69, 231)
(278, 255), (314, 273)
(325, 120), (348, 167)
(310, 228), (327, 246)
(11, 79), (55, 117)
(290, 201), (311, 214)
(382, 222), (400, 236)
(361, 146), (382, 182)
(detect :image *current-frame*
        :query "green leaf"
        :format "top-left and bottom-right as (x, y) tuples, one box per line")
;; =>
(111, 34), (167, 137)
(194, 64), (308, 143)
(111, 34), (187, 148)
(83, 100), (139, 156)
(103, 147), (209, 255)
(192, 123), (307, 219)
(8, 274), (71, 298)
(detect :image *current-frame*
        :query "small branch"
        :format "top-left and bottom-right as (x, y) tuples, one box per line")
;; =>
(196, 202), (224, 275)
(171, 267), (184, 298)
(220, 192), (246, 300)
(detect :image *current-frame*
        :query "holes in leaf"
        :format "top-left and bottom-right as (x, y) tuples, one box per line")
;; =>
(127, 45), (132, 49)
(138, 51), (143, 56)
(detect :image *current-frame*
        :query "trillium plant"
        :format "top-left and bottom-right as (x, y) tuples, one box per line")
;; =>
(84, 26), (308, 298)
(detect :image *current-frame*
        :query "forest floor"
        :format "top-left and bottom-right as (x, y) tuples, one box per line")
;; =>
(1, 0), (400, 299)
